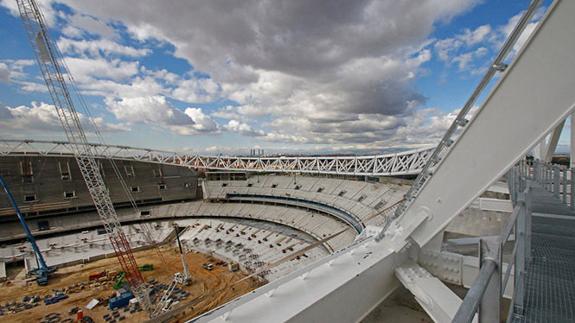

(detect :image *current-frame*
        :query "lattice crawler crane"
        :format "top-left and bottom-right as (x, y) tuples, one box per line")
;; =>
(15, 0), (149, 308)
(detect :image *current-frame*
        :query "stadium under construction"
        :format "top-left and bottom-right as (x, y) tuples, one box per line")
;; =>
(2, 0), (575, 322)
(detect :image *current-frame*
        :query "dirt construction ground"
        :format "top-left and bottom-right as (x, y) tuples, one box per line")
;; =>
(0, 246), (263, 322)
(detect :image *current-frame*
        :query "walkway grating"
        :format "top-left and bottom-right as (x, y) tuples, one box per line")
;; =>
(512, 184), (575, 323)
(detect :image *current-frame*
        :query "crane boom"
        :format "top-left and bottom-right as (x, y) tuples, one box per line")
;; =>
(16, 0), (146, 297)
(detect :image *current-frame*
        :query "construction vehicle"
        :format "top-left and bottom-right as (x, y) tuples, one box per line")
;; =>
(108, 291), (134, 310)
(0, 175), (54, 285)
(202, 263), (214, 271)
(113, 272), (127, 290)
(44, 292), (69, 305)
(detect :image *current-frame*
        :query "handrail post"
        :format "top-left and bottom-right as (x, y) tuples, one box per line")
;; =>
(544, 164), (548, 190)
(509, 167), (516, 204)
(563, 168), (568, 204)
(525, 184), (532, 261)
(513, 183), (531, 315)
(516, 166), (521, 202)
(545, 163), (551, 191)
(543, 163), (551, 191)
(547, 165), (553, 192)
(539, 163), (547, 189)
(479, 237), (501, 323)
(553, 165), (560, 198)
(571, 168), (575, 209)
(538, 161), (543, 184)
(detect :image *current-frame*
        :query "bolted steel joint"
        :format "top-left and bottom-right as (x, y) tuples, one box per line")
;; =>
(493, 63), (508, 72)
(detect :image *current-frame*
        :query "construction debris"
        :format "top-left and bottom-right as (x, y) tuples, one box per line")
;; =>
(0, 245), (262, 322)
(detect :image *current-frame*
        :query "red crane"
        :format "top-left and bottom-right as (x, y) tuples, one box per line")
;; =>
(15, 0), (147, 304)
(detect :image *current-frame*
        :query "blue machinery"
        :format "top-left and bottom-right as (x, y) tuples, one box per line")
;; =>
(0, 175), (54, 285)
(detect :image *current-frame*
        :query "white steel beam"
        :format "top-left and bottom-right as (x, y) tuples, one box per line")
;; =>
(395, 263), (473, 323)
(194, 239), (408, 323)
(396, 0), (575, 247)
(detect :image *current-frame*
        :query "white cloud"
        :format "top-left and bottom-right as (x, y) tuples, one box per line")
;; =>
(435, 7), (544, 76)
(172, 78), (220, 103)
(434, 37), (462, 62)
(18, 81), (49, 93)
(105, 96), (221, 135)
(212, 105), (249, 122)
(452, 46), (488, 70)
(460, 24), (491, 46)
(0, 59), (50, 92)
(64, 56), (139, 82)
(224, 120), (264, 137)
(1, 0), (492, 150)
(106, 96), (192, 125)
(58, 37), (150, 57)
(77, 76), (166, 98)
(0, 0), (57, 25)
(183, 108), (219, 133)
(498, 9), (542, 56)
(44, 0), (479, 147)
(434, 24), (492, 64)
(64, 12), (117, 39)
(0, 59), (35, 82)
(0, 101), (126, 133)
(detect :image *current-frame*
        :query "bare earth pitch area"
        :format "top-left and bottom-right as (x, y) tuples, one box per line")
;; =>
(0, 246), (263, 322)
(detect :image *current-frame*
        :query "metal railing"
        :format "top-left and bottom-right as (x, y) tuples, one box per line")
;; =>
(453, 163), (532, 323)
(531, 160), (575, 208)
(376, 0), (542, 241)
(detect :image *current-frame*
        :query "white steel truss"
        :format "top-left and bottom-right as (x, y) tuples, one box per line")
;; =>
(0, 140), (434, 177)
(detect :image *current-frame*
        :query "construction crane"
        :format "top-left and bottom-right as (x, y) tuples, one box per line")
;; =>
(174, 224), (191, 285)
(16, 0), (187, 316)
(0, 175), (54, 285)
(15, 0), (148, 306)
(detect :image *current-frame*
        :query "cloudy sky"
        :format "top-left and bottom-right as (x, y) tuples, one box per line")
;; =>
(0, 0), (555, 155)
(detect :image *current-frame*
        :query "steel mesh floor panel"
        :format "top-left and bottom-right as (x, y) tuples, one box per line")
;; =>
(513, 204), (575, 322)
